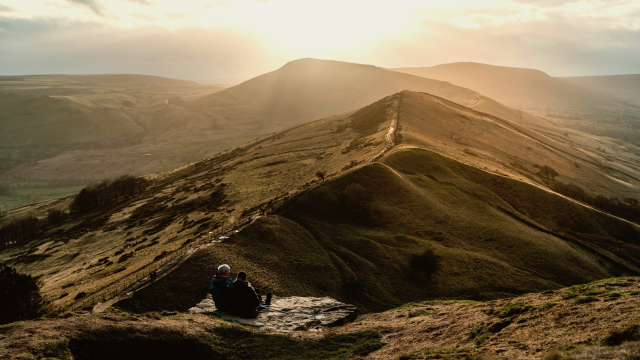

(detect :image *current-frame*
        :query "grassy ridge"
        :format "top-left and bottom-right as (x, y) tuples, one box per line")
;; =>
(119, 148), (640, 314)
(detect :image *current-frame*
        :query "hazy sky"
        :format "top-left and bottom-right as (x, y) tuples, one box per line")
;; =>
(1, 0), (639, 82)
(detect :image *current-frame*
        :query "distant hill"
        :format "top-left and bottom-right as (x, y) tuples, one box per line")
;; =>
(5, 90), (639, 315)
(0, 59), (564, 184)
(0, 74), (199, 94)
(190, 58), (506, 127)
(0, 93), (145, 145)
(0, 76), (234, 188)
(390, 62), (614, 112)
(560, 74), (640, 107)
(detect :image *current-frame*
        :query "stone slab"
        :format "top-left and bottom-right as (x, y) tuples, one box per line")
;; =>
(189, 295), (357, 333)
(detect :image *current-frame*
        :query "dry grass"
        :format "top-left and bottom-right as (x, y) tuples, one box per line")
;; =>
(2, 278), (640, 360)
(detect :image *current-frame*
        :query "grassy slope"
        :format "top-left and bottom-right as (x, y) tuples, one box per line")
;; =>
(118, 148), (640, 313)
(2, 279), (640, 360)
(0, 94), (97, 145)
(117, 92), (640, 314)
(0, 313), (383, 360)
(396, 91), (640, 202)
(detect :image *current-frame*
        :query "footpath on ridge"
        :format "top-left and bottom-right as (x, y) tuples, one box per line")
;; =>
(90, 93), (403, 315)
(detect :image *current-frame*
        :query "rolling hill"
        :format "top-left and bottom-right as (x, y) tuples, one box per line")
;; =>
(189, 58), (552, 130)
(390, 62), (615, 113)
(0, 75), (241, 208)
(1, 59), (565, 210)
(3, 90), (639, 316)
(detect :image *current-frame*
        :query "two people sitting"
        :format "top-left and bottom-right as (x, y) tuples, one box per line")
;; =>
(209, 264), (262, 318)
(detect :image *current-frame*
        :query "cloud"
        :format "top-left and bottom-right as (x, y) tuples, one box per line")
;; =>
(0, 4), (14, 12)
(450, 7), (547, 29)
(507, 0), (575, 6)
(0, 18), (283, 81)
(126, 0), (153, 5)
(66, 0), (105, 16)
(0, 0), (639, 78)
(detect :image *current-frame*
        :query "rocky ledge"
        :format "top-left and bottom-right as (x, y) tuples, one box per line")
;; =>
(189, 295), (357, 332)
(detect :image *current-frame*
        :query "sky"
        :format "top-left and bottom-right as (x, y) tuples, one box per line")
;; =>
(1, 0), (639, 82)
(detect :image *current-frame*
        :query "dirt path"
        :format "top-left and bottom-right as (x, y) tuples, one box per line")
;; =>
(369, 93), (400, 162)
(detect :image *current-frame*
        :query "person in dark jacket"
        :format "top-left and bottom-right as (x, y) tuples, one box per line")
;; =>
(230, 271), (261, 318)
(210, 264), (233, 312)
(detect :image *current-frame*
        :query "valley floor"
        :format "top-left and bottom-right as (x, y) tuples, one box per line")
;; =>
(1, 277), (639, 359)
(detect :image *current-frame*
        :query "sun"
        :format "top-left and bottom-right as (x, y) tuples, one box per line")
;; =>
(220, 0), (412, 53)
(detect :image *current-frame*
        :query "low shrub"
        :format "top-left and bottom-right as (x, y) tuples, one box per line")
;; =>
(604, 293), (623, 301)
(601, 325), (640, 346)
(33, 339), (72, 360)
(0, 265), (48, 324)
(475, 333), (492, 346)
(582, 289), (609, 296)
(538, 301), (558, 310)
(574, 296), (600, 304)
(498, 302), (530, 318)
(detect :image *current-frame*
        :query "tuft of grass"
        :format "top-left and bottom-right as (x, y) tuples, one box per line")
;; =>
(542, 349), (567, 360)
(498, 302), (530, 318)
(390, 302), (419, 311)
(475, 333), (492, 347)
(470, 323), (488, 339)
(515, 317), (528, 324)
(398, 347), (471, 359)
(601, 325), (640, 346)
(32, 339), (73, 360)
(582, 289), (609, 296)
(562, 292), (579, 300)
(420, 300), (479, 306)
(574, 296), (600, 304)
(630, 291), (640, 296)
(566, 284), (589, 292)
(538, 301), (558, 310)
(604, 292), (623, 301)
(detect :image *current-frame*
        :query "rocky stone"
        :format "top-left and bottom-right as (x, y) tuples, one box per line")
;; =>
(189, 295), (357, 333)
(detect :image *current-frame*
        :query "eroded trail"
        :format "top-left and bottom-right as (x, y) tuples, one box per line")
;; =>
(370, 92), (400, 162)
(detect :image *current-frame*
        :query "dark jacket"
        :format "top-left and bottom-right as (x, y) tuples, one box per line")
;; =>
(230, 279), (261, 318)
(210, 275), (233, 311)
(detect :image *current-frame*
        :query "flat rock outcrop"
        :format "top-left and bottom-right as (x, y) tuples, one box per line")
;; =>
(189, 295), (357, 332)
